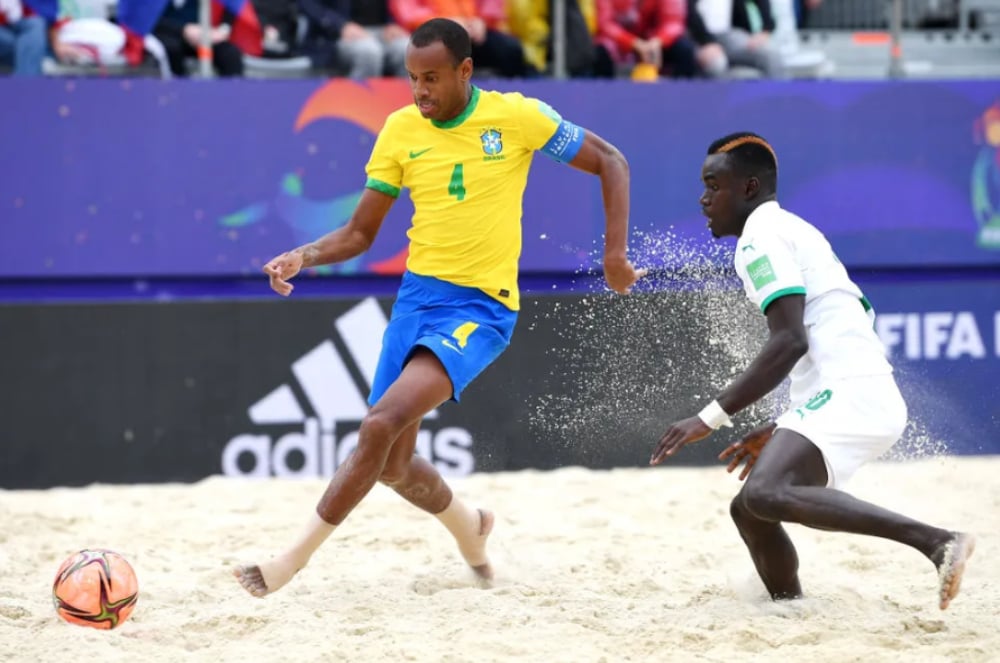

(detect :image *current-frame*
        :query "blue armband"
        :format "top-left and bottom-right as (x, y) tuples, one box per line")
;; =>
(540, 119), (585, 164)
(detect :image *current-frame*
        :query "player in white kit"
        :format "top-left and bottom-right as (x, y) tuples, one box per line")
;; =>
(649, 132), (974, 610)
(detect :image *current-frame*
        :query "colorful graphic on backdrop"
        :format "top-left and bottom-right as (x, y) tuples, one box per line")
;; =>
(219, 79), (413, 275)
(972, 101), (1000, 250)
(3, 80), (1000, 279)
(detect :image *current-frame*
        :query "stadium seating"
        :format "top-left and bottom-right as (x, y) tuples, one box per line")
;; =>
(5, 0), (1000, 79)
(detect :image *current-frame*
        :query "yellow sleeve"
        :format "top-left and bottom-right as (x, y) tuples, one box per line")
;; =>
(510, 93), (563, 151)
(364, 115), (402, 198)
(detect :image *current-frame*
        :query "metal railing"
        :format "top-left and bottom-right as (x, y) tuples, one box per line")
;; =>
(890, 0), (905, 77)
(552, 0), (567, 80)
(198, 0), (212, 78)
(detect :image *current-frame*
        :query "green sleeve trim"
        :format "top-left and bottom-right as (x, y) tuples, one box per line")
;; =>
(760, 286), (806, 313)
(859, 295), (873, 312)
(365, 177), (400, 198)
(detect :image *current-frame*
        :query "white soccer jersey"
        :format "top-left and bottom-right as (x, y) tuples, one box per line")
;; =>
(733, 201), (893, 406)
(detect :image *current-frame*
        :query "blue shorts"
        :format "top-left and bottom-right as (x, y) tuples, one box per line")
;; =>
(368, 271), (518, 405)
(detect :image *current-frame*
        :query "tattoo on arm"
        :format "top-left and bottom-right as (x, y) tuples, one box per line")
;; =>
(299, 243), (322, 269)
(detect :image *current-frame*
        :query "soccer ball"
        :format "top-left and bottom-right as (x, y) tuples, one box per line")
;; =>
(52, 549), (139, 630)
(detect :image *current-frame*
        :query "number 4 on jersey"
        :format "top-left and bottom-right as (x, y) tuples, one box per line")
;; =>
(449, 163), (466, 201)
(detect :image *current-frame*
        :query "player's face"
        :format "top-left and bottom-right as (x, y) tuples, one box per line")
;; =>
(699, 153), (744, 238)
(405, 42), (472, 122)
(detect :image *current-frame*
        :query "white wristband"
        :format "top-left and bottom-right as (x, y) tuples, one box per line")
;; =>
(698, 400), (733, 429)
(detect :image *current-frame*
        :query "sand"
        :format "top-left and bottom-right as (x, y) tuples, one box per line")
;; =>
(1, 456), (997, 663)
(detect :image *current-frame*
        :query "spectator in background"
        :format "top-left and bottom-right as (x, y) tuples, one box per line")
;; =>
(0, 0), (45, 76)
(687, 0), (785, 78)
(507, 0), (597, 77)
(46, 0), (151, 71)
(300, 0), (409, 77)
(153, 0), (246, 77)
(49, 13), (138, 66)
(390, 0), (535, 77)
(251, 0), (299, 57)
(682, 1), (726, 77)
(795, 0), (822, 28)
(593, 0), (698, 79)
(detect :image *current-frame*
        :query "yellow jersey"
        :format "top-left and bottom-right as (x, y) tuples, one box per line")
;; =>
(365, 86), (576, 311)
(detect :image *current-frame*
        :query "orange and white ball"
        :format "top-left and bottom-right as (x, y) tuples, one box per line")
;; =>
(52, 549), (138, 630)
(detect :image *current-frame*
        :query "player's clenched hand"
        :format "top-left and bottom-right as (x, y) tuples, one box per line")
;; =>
(650, 416), (712, 465)
(718, 421), (776, 480)
(604, 255), (647, 294)
(263, 251), (303, 297)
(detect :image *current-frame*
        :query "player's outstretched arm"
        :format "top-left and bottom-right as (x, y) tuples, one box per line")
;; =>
(262, 188), (395, 296)
(715, 294), (808, 416)
(651, 296), (806, 464)
(566, 129), (646, 294)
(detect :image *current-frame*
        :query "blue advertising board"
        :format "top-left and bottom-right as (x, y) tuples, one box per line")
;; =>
(2, 78), (999, 279)
(862, 277), (999, 455)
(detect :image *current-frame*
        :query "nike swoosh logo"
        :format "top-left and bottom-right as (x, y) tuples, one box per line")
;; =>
(409, 148), (433, 159)
(441, 339), (463, 354)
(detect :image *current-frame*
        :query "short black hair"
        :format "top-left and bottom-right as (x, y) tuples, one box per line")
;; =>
(707, 132), (778, 182)
(410, 18), (472, 66)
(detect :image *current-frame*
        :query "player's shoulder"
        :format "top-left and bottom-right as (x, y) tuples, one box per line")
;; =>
(480, 88), (526, 106)
(744, 202), (802, 239)
(778, 207), (829, 246)
(379, 104), (423, 133)
(476, 89), (528, 117)
(734, 233), (759, 264)
(736, 207), (785, 260)
(482, 89), (561, 120)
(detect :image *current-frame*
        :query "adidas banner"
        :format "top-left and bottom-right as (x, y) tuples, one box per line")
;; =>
(1, 293), (745, 488)
(2, 289), (995, 488)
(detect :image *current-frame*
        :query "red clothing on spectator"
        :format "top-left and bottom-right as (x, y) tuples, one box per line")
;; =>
(211, 0), (262, 56)
(0, 3), (34, 27)
(596, 0), (686, 53)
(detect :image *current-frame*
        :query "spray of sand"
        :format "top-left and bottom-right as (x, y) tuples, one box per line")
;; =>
(524, 228), (953, 463)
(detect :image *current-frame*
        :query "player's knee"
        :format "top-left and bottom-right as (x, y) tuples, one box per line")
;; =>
(741, 480), (789, 521)
(378, 459), (407, 486)
(730, 494), (753, 526)
(359, 409), (408, 450)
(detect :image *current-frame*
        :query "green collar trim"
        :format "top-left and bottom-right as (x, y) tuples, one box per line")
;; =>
(431, 85), (480, 129)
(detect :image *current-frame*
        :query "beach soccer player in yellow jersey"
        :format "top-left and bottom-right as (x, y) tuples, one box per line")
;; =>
(234, 17), (645, 598)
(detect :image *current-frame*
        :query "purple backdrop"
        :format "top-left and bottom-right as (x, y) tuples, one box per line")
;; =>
(2, 78), (1000, 279)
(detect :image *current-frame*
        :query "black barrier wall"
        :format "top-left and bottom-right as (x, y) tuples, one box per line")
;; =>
(1, 291), (775, 488)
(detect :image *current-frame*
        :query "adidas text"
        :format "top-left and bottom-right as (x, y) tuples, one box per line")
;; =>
(221, 298), (476, 479)
(223, 419), (474, 478)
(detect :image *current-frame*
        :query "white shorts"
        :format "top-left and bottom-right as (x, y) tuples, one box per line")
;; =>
(775, 374), (907, 489)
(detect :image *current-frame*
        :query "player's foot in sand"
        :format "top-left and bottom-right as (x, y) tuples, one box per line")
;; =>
(932, 532), (975, 610)
(458, 508), (494, 581)
(233, 556), (301, 598)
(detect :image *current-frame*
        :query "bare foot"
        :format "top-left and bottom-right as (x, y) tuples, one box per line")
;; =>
(460, 508), (494, 581)
(233, 555), (301, 598)
(933, 532), (975, 610)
